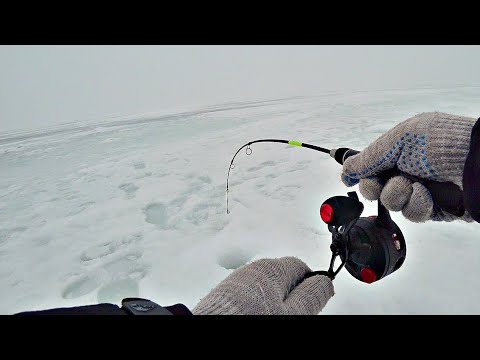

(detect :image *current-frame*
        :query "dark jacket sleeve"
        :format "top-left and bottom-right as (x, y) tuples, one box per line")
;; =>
(463, 118), (480, 223)
(15, 298), (193, 315)
(15, 303), (128, 315)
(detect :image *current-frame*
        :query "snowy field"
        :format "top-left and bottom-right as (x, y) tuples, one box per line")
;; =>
(1, 87), (480, 315)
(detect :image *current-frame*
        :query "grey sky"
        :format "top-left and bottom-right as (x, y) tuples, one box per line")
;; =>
(1, 45), (479, 133)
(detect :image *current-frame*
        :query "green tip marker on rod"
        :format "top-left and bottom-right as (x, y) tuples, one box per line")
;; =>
(288, 140), (303, 147)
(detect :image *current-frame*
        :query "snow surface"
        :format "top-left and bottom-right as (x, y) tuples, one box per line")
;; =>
(1, 87), (480, 314)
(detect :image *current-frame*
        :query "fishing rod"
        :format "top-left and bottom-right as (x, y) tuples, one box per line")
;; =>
(226, 138), (359, 214)
(225, 138), (406, 284)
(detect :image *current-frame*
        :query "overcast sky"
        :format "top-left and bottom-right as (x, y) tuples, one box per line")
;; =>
(1, 45), (479, 133)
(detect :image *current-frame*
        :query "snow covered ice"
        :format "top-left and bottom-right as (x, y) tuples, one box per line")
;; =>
(1, 87), (480, 314)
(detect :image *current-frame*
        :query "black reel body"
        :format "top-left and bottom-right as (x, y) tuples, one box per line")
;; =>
(344, 216), (406, 283)
(320, 192), (406, 283)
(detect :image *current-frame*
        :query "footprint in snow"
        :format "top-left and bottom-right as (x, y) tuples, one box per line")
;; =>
(133, 161), (146, 170)
(119, 183), (139, 199)
(143, 202), (169, 229)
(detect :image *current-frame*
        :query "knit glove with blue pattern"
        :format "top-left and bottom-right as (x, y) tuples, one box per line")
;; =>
(341, 112), (478, 223)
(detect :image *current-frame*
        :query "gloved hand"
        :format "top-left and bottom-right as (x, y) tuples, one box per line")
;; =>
(192, 257), (334, 315)
(341, 112), (479, 223)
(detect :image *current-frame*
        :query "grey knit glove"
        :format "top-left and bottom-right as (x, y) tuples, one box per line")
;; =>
(341, 112), (477, 222)
(192, 257), (334, 315)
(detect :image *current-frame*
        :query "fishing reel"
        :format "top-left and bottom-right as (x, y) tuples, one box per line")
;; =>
(306, 191), (406, 283)
(226, 138), (408, 284)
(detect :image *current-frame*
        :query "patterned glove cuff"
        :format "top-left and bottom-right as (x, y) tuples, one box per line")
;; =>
(463, 117), (480, 223)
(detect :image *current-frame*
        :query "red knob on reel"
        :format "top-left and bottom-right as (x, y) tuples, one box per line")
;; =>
(320, 204), (334, 223)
